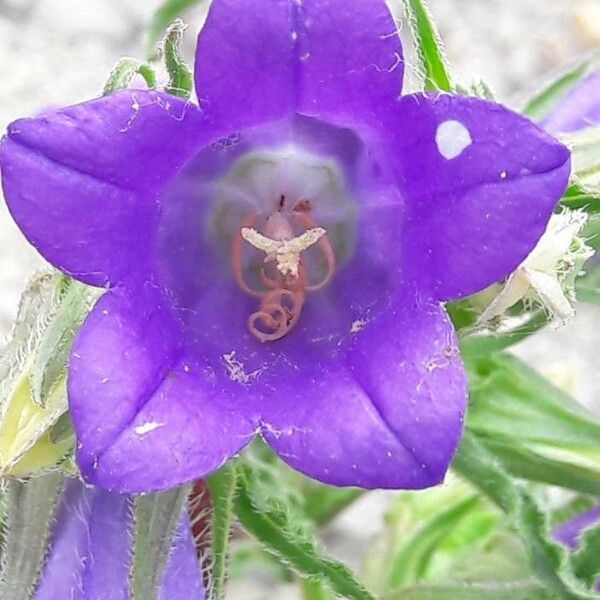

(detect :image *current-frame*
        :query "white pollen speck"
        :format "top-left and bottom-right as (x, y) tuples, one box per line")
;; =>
(100, 377), (109, 384)
(134, 421), (164, 436)
(183, 364), (190, 373)
(102, 309), (108, 316)
(350, 318), (367, 333)
(435, 120), (472, 160)
(291, 31), (298, 41)
(500, 170), (508, 179)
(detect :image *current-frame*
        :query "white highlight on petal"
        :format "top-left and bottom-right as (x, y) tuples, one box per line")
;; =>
(435, 120), (473, 160)
(134, 421), (164, 436)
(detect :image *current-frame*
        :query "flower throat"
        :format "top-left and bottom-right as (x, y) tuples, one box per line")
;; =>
(231, 196), (336, 343)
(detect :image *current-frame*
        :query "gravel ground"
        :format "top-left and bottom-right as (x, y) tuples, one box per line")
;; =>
(0, 1), (598, 598)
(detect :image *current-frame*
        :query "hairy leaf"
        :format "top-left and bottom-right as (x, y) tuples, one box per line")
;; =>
(0, 472), (64, 599)
(103, 57), (157, 95)
(453, 433), (598, 599)
(234, 466), (375, 600)
(205, 465), (237, 600)
(130, 486), (190, 600)
(400, 0), (452, 91)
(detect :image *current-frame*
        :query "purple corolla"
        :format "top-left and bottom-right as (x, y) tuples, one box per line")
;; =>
(0, 0), (570, 492)
(541, 70), (600, 135)
(35, 478), (203, 599)
(553, 505), (600, 594)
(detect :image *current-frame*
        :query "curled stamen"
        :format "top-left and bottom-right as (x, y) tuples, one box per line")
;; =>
(293, 210), (336, 291)
(248, 289), (304, 343)
(231, 203), (336, 343)
(231, 212), (264, 298)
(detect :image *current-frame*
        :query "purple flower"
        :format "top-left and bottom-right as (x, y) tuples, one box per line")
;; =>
(553, 505), (600, 594)
(0, 0), (570, 493)
(35, 478), (203, 599)
(541, 70), (600, 135)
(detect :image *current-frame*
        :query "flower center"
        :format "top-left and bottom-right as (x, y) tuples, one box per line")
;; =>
(231, 197), (336, 342)
(210, 149), (356, 343)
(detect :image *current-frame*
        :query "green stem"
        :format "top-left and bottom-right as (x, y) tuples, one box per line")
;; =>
(206, 464), (237, 600)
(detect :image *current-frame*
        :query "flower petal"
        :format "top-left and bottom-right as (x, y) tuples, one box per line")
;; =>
(379, 93), (571, 301)
(35, 480), (129, 600)
(194, 0), (402, 131)
(553, 505), (600, 550)
(35, 478), (203, 599)
(541, 70), (600, 135)
(0, 90), (212, 287)
(70, 288), (254, 493)
(261, 294), (466, 489)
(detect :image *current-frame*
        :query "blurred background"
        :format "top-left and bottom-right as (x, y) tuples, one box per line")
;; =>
(0, 1), (598, 598)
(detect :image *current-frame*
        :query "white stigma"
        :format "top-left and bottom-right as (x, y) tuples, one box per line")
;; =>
(241, 226), (326, 277)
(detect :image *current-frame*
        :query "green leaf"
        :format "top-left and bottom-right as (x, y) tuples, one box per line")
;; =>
(562, 125), (600, 197)
(234, 466), (375, 600)
(387, 496), (480, 588)
(576, 261), (600, 305)
(385, 582), (557, 600)
(30, 279), (99, 407)
(571, 522), (600, 588)
(145, 0), (199, 59)
(206, 464), (237, 600)
(130, 486), (190, 600)
(453, 432), (598, 599)
(0, 472), (64, 598)
(401, 0), (452, 91)
(103, 57), (157, 95)
(0, 273), (73, 473)
(561, 185), (600, 214)
(523, 62), (590, 121)
(465, 353), (600, 456)
(483, 438), (600, 496)
(161, 19), (194, 99)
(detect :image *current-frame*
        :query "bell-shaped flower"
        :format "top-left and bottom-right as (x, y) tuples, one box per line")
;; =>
(0, 0), (570, 492)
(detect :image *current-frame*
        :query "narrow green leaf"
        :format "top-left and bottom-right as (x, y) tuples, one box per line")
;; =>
(401, 0), (452, 91)
(161, 19), (194, 99)
(385, 582), (557, 600)
(523, 62), (590, 121)
(465, 353), (600, 452)
(561, 185), (600, 214)
(571, 522), (600, 587)
(0, 472), (64, 599)
(130, 486), (190, 600)
(387, 496), (480, 588)
(145, 0), (199, 59)
(30, 279), (99, 407)
(483, 438), (600, 496)
(576, 262), (600, 305)
(206, 464), (237, 600)
(103, 57), (157, 95)
(234, 468), (375, 600)
(453, 432), (598, 599)
(0, 273), (74, 473)
(0, 272), (62, 410)
(562, 125), (600, 197)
